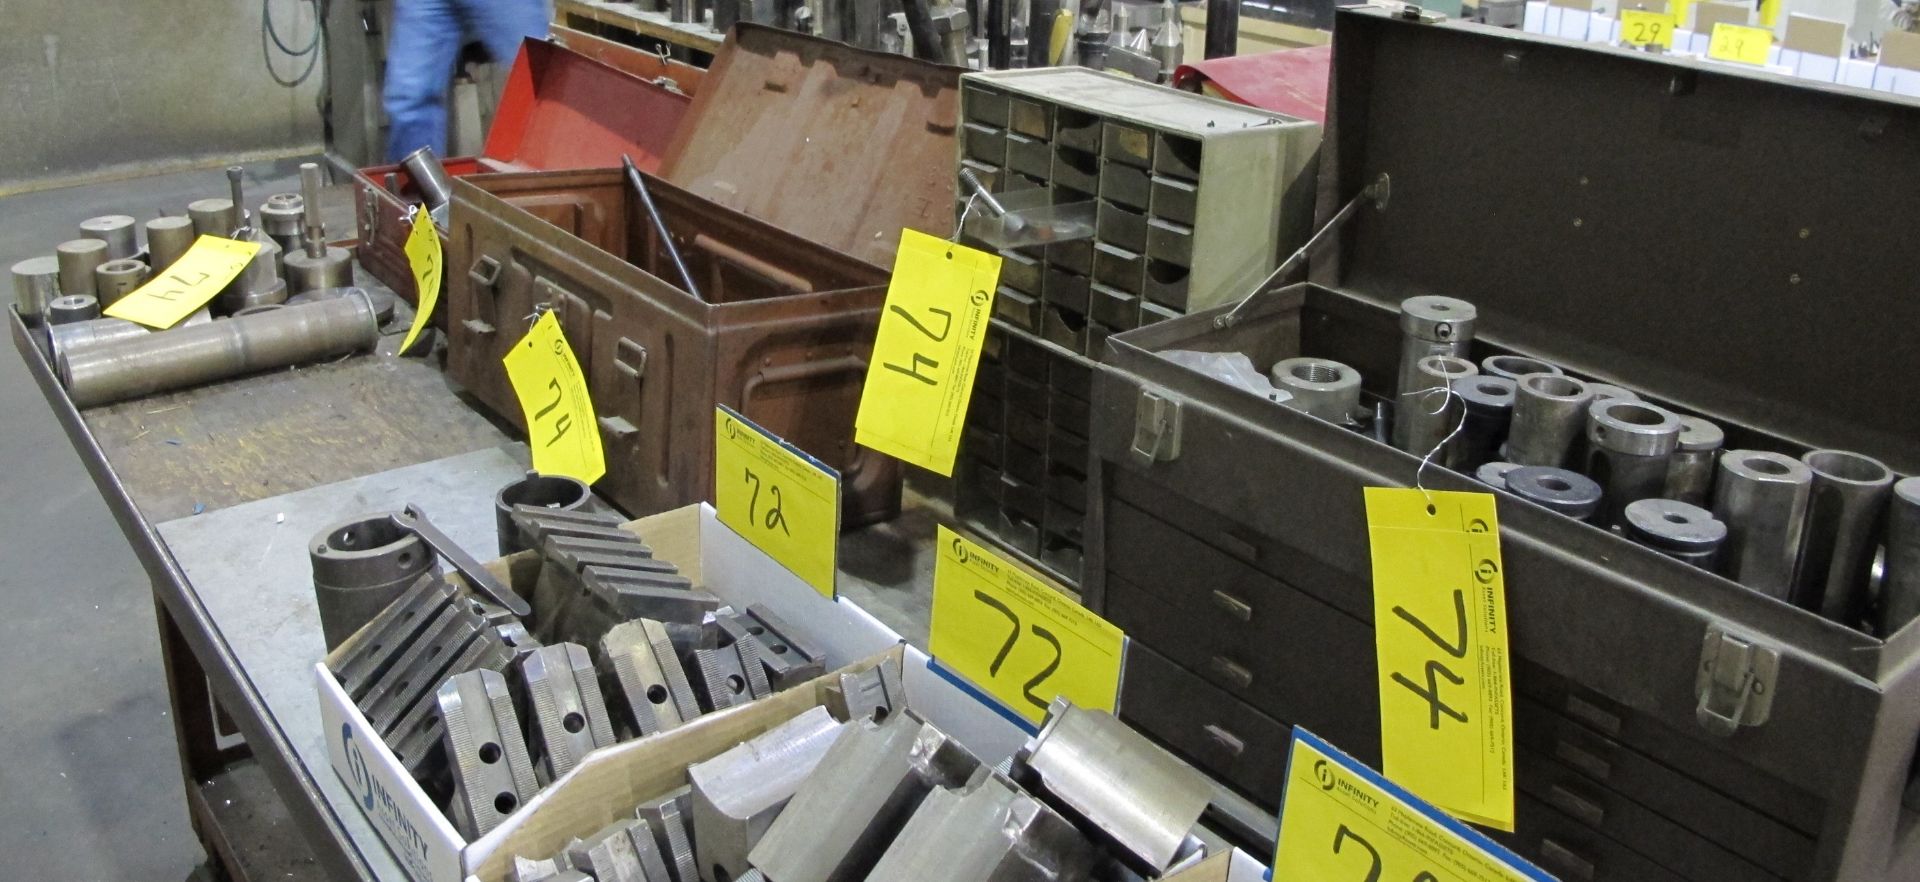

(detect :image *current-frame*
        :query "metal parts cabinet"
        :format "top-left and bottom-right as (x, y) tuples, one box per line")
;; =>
(1090, 9), (1920, 881)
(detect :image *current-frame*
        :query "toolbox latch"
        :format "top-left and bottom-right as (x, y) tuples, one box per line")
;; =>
(1694, 624), (1779, 737)
(1129, 388), (1183, 466)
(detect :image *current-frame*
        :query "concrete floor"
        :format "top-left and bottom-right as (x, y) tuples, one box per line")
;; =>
(0, 159), (323, 880)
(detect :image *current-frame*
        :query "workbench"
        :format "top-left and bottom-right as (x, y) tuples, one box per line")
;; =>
(553, 0), (726, 59)
(8, 277), (941, 880)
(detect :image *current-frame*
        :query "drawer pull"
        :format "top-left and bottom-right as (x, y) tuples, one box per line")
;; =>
(1210, 590), (1252, 621)
(1565, 694), (1622, 736)
(1538, 839), (1596, 880)
(1553, 740), (1614, 782)
(1203, 724), (1245, 757)
(1547, 783), (1607, 827)
(1208, 656), (1254, 690)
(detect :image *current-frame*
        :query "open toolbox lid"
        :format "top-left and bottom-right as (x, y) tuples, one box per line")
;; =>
(1311, 7), (1920, 473)
(659, 23), (965, 268)
(477, 37), (692, 172)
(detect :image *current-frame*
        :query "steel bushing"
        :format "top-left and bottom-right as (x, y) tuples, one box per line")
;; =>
(400, 146), (457, 212)
(259, 193), (306, 255)
(49, 318), (148, 386)
(145, 216), (196, 272)
(1504, 466), (1604, 521)
(93, 259), (149, 307)
(1880, 478), (1920, 636)
(218, 237), (286, 314)
(1712, 450), (1813, 601)
(1395, 296), (1477, 399)
(55, 239), (108, 299)
(1269, 357), (1362, 423)
(1450, 375), (1516, 469)
(1506, 373), (1591, 468)
(1789, 450), (1894, 627)
(1393, 354), (1477, 463)
(1624, 498), (1727, 571)
(494, 472), (596, 556)
(309, 514), (435, 650)
(1477, 461), (1522, 488)
(11, 256), (61, 323)
(187, 198), (239, 238)
(78, 215), (139, 260)
(1663, 416), (1724, 508)
(1584, 399), (1682, 528)
(1584, 383), (1640, 403)
(1481, 354), (1562, 383)
(47, 294), (100, 325)
(288, 286), (397, 324)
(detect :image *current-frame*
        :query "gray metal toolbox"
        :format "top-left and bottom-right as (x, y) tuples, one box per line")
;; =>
(1089, 9), (1920, 882)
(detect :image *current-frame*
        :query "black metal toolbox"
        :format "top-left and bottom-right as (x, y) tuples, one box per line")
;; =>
(1090, 9), (1920, 882)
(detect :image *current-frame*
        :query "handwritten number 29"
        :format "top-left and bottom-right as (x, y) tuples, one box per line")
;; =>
(973, 590), (1063, 713)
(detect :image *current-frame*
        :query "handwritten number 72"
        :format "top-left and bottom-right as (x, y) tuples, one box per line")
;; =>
(973, 590), (1063, 713)
(1332, 825), (1439, 882)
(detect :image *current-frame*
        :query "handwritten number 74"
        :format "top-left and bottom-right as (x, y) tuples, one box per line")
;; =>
(534, 377), (573, 447)
(1391, 589), (1470, 730)
(882, 304), (953, 387)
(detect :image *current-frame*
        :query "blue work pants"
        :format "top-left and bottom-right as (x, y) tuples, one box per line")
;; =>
(382, 0), (548, 162)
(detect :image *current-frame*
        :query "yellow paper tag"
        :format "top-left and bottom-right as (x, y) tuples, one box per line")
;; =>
(929, 526), (1124, 723)
(1273, 730), (1553, 882)
(104, 235), (261, 329)
(1364, 488), (1515, 831)
(1620, 9), (1676, 47)
(1709, 22), (1773, 65)
(1670, 0), (1695, 29)
(714, 405), (841, 599)
(1759, 0), (1780, 27)
(399, 207), (442, 355)
(503, 312), (605, 484)
(853, 230), (1001, 477)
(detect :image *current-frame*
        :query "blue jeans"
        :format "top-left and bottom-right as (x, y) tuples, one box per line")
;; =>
(383, 0), (548, 162)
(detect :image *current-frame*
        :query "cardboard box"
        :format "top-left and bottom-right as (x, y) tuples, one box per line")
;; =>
(318, 503), (1034, 882)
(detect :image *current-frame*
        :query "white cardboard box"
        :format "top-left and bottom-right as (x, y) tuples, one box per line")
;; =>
(317, 503), (1036, 882)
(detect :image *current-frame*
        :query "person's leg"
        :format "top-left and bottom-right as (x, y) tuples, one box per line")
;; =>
(458, 0), (550, 72)
(382, 0), (465, 162)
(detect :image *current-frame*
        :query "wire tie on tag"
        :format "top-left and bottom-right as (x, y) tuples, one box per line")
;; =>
(951, 191), (980, 243)
(1412, 380), (1469, 511)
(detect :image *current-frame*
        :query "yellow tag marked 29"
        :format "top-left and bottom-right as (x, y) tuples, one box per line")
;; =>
(929, 526), (1124, 723)
(853, 229), (1001, 477)
(105, 235), (260, 329)
(1709, 22), (1773, 65)
(503, 312), (604, 484)
(713, 405), (841, 599)
(1619, 9), (1676, 47)
(1364, 488), (1515, 832)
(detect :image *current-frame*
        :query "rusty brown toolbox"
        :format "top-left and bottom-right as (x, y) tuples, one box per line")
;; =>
(354, 36), (695, 313)
(446, 167), (900, 524)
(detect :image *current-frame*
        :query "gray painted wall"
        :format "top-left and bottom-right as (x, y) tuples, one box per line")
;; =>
(0, 0), (327, 194)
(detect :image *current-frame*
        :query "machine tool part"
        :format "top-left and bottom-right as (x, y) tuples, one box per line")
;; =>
(63, 290), (379, 407)
(1269, 357), (1361, 423)
(689, 705), (845, 882)
(511, 503), (643, 549)
(1790, 450), (1894, 626)
(1499, 466), (1603, 521)
(1584, 399), (1682, 528)
(636, 788), (700, 882)
(1624, 498), (1727, 571)
(730, 638), (774, 699)
(1664, 415), (1725, 507)
(1392, 354), (1475, 461)
(11, 256), (61, 323)
(496, 472), (596, 555)
(1480, 354), (1562, 383)
(438, 668), (539, 838)
(392, 621), (535, 781)
(357, 596), (504, 732)
(391, 503), (533, 616)
(400, 145), (457, 212)
(625, 818), (676, 882)
(517, 643), (618, 782)
(828, 662), (903, 723)
(1584, 383), (1640, 402)
(144, 216), (196, 271)
(623, 155), (701, 301)
(1712, 450), (1814, 600)
(601, 575), (721, 624)
(78, 215), (139, 260)
(187, 198), (240, 238)
(1506, 373), (1592, 468)
(959, 167), (1012, 218)
(228, 166), (251, 234)
(569, 820), (654, 882)
(1880, 479), (1920, 636)
(1010, 698), (1210, 875)
(1450, 374), (1516, 470)
(308, 513), (435, 650)
(1395, 295), (1477, 400)
(259, 193), (306, 255)
(92, 259), (148, 307)
(750, 713), (982, 882)
(731, 606), (827, 689)
(56, 238), (109, 299)
(690, 645), (759, 712)
(1150, 0), (1183, 76)
(286, 162), (354, 294)
(512, 855), (573, 882)
(1477, 461), (1522, 488)
(865, 770), (1095, 882)
(601, 619), (701, 737)
(328, 574), (464, 696)
(47, 318), (146, 383)
(218, 236), (286, 313)
(287, 285), (396, 324)
(47, 294), (100, 325)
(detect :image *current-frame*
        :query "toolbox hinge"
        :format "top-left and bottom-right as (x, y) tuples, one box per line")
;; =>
(1694, 624), (1779, 737)
(1129, 387), (1183, 467)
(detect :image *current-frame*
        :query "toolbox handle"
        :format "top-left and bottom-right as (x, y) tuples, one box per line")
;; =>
(1210, 590), (1253, 622)
(1546, 783), (1606, 827)
(1537, 840), (1596, 880)
(1203, 724), (1246, 757)
(469, 255), (503, 291)
(1207, 656), (1254, 691)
